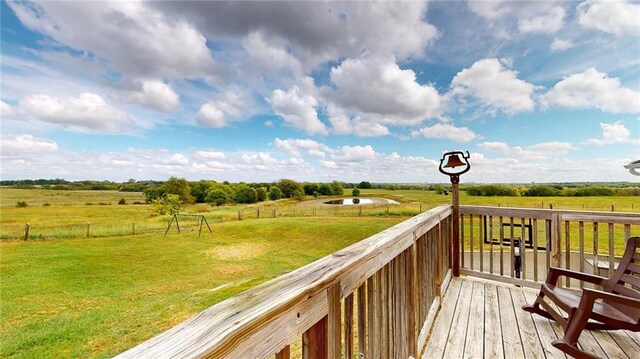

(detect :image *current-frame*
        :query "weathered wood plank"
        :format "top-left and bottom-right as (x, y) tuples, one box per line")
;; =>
(510, 288), (547, 358)
(522, 291), (566, 359)
(275, 345), (290, 359)
(357, 285), (366, 359)
(443, 279), (473, 358)
(483, 282), (504, 359)
(497, 285), (525, 358)
(462, 280), (484, 359)
(422, 278), (462, 358)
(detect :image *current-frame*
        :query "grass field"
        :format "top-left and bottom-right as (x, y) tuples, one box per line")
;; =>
(0, 187), (638, 358)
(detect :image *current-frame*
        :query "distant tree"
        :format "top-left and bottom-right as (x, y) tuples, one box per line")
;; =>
(277, 179), (303, 198)
(256, 187), (268, 202)
(292, 189), (305, 201)
(268, 187), (283, 200)
(313, 191), (319, 198)
(206, 185), (233, 206)
(303, 183), (319, 196)
(358, 181), (372, 189)
(331, 181), (344, 195)
(318, 183), (334, 195)
(524, 186), (561, 197)
(153, 194), (180, 215)
(118, 198), (127, 205)
(162, 177), (194, 204)
(234, 184), (258, 203)
(143, 186), (166, 203)
(190, 180), (216, 203)
(352, 188), (360, 197)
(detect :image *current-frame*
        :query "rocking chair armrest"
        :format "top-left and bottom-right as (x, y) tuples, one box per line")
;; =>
(581, 288), (640, 308)
(546, 267), (609, 286)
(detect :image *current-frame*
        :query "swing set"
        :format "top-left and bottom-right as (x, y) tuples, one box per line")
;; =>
(164, 213), (212, 238)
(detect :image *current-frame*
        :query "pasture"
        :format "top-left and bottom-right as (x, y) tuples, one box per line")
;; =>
(0, 187), (638, 358)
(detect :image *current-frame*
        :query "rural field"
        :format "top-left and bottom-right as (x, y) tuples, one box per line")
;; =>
(1, 188), (639, 358)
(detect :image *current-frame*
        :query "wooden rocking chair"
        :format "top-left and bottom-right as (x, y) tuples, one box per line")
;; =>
(522, 236), (640, 359)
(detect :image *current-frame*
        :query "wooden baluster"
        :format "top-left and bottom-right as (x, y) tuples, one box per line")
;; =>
(328, 285), (341, 359)
(579, 221), (585, 288)
(624, 224), (631, 241)
(275, 345), (290, 359)
(510, 217), (515, 278)
(407, 243), (418, 357)
(489, 215), (494, 274)
(470, 214), (474, 271)
(593, 222), (599, 277)
(344, 293), (354, 359)
(532, 219), (538, 282)
(303, 316), (327, 359)
(461, 214), (465, 269)
(521, 217), (527, 281)
(608, 223), (614, 279)
(499, 216), (504, 276)
(366, 275), (375, 358)
(479, 215), (484, 273)
(357, 285), (366, 359)
(565, 220), (571, 287)
(374, 270), (382, 358)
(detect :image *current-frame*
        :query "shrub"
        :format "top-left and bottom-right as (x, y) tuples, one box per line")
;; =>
(206, 185), (233, 206)
(268, 187), (283, 200)
(524, 186), (561, 197)
(43, 202), (51, 207)
(353, 198), (360, 204)
(256, 187), (267, 202)
(313, 191), (319, 198)
(16, 201), (28, 208)
(234, 185), (258, 204)
(153, 194), (181, 215)
(330, 182), (344, 196)
(292, 189), (305, 201)
(352, 188), (360, 197)
(318, 183), (333, 196)
(466, 185), (519, 196)
(277, 179), (303, 198)
(118, 198), (127, 205)
(357, 181), (372, 189)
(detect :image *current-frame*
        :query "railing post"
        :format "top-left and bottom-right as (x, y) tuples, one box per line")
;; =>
(451, 182), (460, 277)
(407, 241), (419, 357)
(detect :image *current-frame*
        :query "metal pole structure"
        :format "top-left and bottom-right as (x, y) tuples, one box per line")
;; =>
(451, 176), (460, 277)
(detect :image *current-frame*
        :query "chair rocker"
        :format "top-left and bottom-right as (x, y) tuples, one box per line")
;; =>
(523, 236), (640, 359)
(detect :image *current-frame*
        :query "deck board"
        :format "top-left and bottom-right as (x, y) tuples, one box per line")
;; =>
(422, 276), (636, 359)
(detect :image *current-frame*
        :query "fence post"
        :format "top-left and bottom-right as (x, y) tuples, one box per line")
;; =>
(238, 211), (243, 220)
(256, 208), (260, 218)
(549, 203), (554, 209)
(272, 208), (276, 218)
(419, 203), (422, 212)
(132, 222), (135, 235)
(86, 222), (91, 238)
(359, 205), (362, 216)
(24, 223), (30, 241)
(386, 204), (389, 215)
(611, 203), (615, 212)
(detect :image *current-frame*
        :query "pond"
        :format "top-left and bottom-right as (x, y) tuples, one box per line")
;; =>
(323, 198), (375, 205)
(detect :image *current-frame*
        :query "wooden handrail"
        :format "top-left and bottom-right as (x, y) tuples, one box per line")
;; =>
(115, 205), (452, 358)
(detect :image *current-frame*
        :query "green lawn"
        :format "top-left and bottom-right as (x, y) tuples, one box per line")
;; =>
(0, 217), (403, 358)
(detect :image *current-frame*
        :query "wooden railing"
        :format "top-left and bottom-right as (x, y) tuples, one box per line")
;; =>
(115, 205), (452, 359)
(459, 206), (640, 289)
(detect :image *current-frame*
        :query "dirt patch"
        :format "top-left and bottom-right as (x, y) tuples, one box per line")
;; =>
(205, 243), (267, 260)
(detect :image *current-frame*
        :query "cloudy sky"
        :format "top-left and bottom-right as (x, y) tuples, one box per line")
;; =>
(1, 0), (639, 183)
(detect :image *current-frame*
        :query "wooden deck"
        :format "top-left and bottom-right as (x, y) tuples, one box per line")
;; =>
(423, 276), (640, 359)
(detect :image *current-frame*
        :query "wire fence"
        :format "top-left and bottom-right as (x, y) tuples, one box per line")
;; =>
(1, 201), (637, 241)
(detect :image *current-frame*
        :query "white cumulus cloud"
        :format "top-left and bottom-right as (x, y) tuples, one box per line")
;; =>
(0, 134), (59, 153)
(585, 121), (638, 145)
(117, 80), (179, 112)
(19, 93), (134, 133)
(518, 6), (565, 34)
(412, 123), (478, 143)
(269, 86), (328, 135)
(544, 68), (640, 113)
(578, 0), (640, 37)
(194, 150), (226, 160)
(550, 38), (574, 52)
(450, 58), (537, 115)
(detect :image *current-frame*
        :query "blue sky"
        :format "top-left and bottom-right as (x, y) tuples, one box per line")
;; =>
(1, 0), (639, 183)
